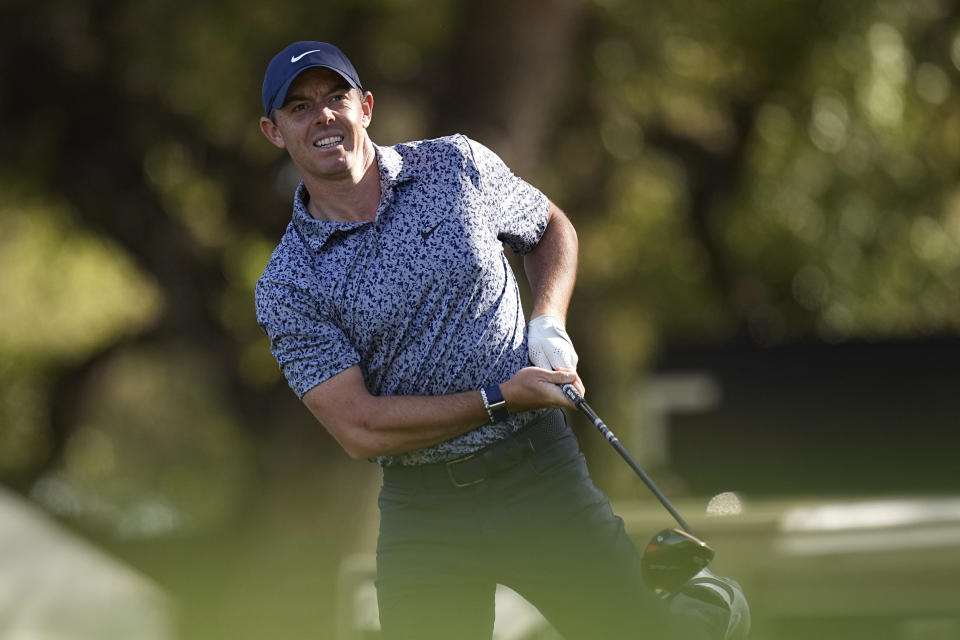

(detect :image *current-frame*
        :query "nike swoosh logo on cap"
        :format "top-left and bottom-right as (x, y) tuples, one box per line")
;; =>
(291, 49), (324, 63)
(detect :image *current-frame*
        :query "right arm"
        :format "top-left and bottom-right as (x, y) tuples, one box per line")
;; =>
(302, 364), (581, 460)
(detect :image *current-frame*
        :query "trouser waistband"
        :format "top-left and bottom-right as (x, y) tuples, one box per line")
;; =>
(382, 409), (569, 490)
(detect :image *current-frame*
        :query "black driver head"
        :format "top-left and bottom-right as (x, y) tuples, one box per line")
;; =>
(642, 527), (715, 593)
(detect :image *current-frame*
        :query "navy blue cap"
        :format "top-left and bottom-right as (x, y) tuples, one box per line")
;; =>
(261, 41), (363, 115)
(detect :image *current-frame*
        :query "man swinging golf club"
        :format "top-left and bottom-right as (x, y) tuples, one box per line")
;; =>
(255, 40), (748, 639)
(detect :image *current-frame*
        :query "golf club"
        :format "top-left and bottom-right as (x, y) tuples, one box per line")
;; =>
(561, 383), (715, 592)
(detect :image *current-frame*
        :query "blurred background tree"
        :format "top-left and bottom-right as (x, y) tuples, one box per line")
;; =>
(3, 0), (960, 637)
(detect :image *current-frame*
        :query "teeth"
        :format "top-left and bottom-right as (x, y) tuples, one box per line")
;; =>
(315, 136), (343, 148)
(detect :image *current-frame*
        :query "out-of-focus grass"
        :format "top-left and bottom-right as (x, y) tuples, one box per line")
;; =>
(99, 458), (380, 640)
(80, 457), (960, 640)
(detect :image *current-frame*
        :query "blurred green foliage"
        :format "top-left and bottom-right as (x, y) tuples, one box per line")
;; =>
(0, 178), (161, 476)
(3, 0), (960, 527)
(3, 0), (960, 637)
(32, 344), (252, 536)
(0, 180), (161, 362)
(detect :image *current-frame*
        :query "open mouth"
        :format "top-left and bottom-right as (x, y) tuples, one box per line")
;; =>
(314, 135), (344, 149)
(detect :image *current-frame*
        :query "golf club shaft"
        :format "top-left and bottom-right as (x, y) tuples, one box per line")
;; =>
(561, 383), (696, 536)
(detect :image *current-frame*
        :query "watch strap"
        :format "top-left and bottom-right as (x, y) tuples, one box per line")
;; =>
(480, 384), (509, 424)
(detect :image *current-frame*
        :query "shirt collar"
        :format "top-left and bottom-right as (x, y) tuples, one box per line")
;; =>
(291, 143), (417, 252)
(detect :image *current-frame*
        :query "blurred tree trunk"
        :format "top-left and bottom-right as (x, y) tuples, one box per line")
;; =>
(433, 0), (584, 175)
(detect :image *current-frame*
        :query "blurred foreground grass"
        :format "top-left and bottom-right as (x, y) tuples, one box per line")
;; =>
(97, 458), (380, 640)
(94, 483), (960, 640)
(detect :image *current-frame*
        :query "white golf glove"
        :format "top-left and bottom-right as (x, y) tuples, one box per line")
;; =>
(527, 315), (579, 372)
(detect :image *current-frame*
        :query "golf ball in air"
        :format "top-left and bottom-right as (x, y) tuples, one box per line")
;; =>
(706, 491), (743, 517)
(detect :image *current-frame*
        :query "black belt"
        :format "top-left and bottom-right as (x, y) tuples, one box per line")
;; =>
(383, 409), (570, 490)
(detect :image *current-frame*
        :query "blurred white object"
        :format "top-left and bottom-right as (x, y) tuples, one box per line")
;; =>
(0, 486), (175, 640)
(778, 496), (960, 556)
(492, 584), (560, 640)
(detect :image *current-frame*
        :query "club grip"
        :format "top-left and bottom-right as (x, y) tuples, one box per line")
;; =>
(561, 382), (583, 406)
(561, 384), (614, 441)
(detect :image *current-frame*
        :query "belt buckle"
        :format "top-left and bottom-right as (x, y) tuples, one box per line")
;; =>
(445, 454), (484, 488)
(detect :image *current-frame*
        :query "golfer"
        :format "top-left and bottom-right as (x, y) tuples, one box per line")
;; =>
(255, 41), (670, 639)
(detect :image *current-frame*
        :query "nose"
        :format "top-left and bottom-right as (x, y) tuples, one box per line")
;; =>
(315, 104), (335, 124)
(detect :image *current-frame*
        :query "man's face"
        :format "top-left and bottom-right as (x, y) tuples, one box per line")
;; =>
(259, 68), (373, 181)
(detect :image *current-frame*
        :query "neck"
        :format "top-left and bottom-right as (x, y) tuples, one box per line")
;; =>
(303, 140), (380, 223)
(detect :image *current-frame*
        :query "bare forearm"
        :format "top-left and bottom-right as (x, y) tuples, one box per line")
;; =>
(303, 365), (579, 460)
(343, 390), (489, 458)
(524, 202), (578, 321)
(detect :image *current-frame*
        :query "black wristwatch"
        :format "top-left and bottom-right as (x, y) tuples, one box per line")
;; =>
(480, 384), (509, 424)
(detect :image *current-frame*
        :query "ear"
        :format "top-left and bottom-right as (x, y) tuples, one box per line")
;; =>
(259, 116), (287, 149)
(360, 91), (374, 129)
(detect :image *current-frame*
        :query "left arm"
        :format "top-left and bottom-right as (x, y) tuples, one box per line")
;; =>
(467, 137), (581, 381)
(524, 201), (578, 322)
(523, 201), (583, 391)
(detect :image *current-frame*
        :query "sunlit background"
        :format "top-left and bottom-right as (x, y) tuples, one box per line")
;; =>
(2, 0), (960, 638)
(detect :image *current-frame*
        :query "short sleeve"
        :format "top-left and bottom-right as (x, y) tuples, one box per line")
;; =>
(255, 278), (360, 398)
(465, 137), (550, 255)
